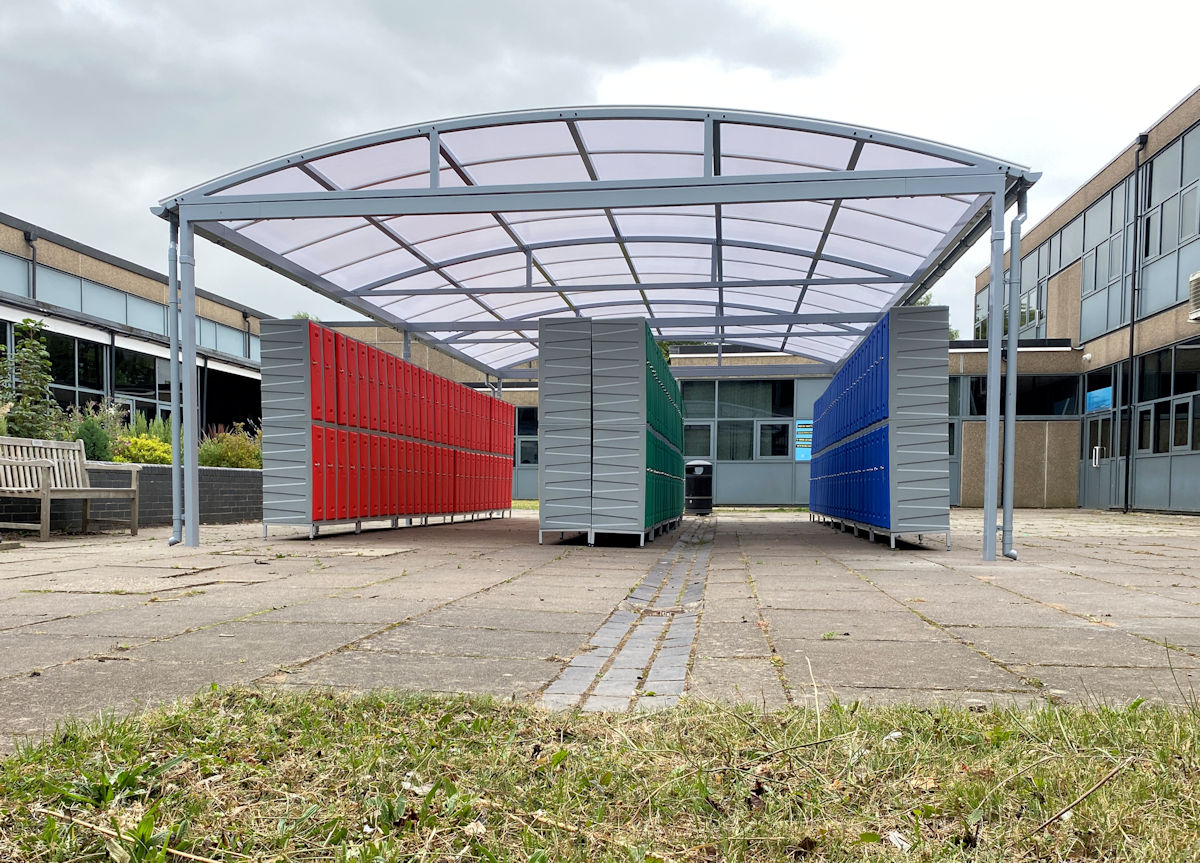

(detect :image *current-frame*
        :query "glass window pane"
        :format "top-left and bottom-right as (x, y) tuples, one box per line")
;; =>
(1016, 375), (1078, 416)
(81, 280), (126, 323)
(77, 339), (104, 391)
(758, 422), (789, 457)
(1175, 345), (1200, 396)
(516, 406), (538, 436)
(50, 386), (76, 410)
(1139, 349), (1172, 401)
(948, 377), (962, 416)
(684, 423), (711, 458)
(1162, 196), (1179, 253)
(1084, 194), (1110, 249)
(43, 331), (75, 387)
(37, 266), (82, 311)
(1060, 217), (1083, 264)
(1173, 400), (1190, 448)
(1153, 401), (1170, 454)
(716, 420), (753, 460)
(0, 252), (31, 298)
(215, 323), (245, 356)
(1182, 188), (1199, 240)
(1138, 407), (1152, 450)
(128, 295), (166, 335)
(1194, 395), (1200, 450)
(114, 347), (157, 398)
(1149, 141), (1182, 207)
(1120, 408), (1130, 458)
(1185, 127), (1200, 184)
(717, 380), (793, 418)
(517, 439), (538, 465)
(681, 380), (715, 418)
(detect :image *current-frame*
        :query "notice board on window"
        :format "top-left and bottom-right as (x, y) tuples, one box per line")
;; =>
(794, 420), (813, 462)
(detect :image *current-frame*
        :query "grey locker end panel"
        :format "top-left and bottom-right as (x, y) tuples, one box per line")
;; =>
(260, 319), (314, 525)
(538, 319), (593, 531)
(590, 321), (647, 531)
(888, 306), (951, 533)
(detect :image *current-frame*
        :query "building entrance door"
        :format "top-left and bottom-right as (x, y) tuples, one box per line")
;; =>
(1081, 413), (1113, 509)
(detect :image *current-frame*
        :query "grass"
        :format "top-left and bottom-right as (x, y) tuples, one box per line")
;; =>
(510, 499), (540, 511)
(1, 688), (1197, 861)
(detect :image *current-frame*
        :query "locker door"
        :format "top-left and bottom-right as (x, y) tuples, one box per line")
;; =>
(368, 347), (380, 431)
(346, 338), (359, 427)
(370, 434), (382, 517)
(321, 328), (336, 423)
(387, 355), (398, 435)
(357, 343), (370, 429)
(423, 371), (433, 442)
(335, 333), (349, 425)
(344, 430), (357, 520)
(311, 425), (324, 521)
(326, 428), (341, 521)
(358, 434), (370, 517)
(307, 323), (323, 420)
(403, 440), (414, 514)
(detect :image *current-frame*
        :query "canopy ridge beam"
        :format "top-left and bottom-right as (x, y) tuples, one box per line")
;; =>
(352, 233), (906, 295)
(404, 311), (881, 332)
(356, 274), (904, 297)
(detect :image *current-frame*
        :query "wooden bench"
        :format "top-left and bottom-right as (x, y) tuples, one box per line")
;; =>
(0, 436), (140, 540)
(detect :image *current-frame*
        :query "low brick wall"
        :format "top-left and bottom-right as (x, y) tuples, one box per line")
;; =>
(0, 464), (263, 535)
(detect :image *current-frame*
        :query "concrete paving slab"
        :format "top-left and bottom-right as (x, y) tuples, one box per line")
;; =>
(361, 624), (585, 660)
(948, 626), (1200, 669)
(128, 620), (379, 669)
(0, 632), (128, 677)
(764, 608), (945, 642)
(695, 621), (771, 658)
(10, 601), (257, 637)
(1016, 664), (1200, 707)
(774, 638), (1024, 692)
(282, 649), (556, 697)
(687, 658), (788, 709)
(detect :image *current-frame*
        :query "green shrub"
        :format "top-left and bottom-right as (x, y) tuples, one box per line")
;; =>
(60, 398), (128, 443)
(130, 411), (150, 438)
(113, 434), (173, 465)
(75, 418), (112, 461)
(198, 423), (262, 469)
(147, 415), (172, 444)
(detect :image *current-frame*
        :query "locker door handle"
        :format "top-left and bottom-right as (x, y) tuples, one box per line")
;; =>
(1091, 446), (1101, 468)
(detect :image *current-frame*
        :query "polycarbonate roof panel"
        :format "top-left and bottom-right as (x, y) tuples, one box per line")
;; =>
(165, 106), (1034, 373)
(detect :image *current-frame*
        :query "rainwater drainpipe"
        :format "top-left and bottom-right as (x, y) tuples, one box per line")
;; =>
(23, 231), (37, 298)
(1123, 134), (1148, 514)
(1001, 190), (1027, 560)
(168, 218), (182, 545)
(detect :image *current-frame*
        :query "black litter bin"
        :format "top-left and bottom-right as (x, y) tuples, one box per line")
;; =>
(685, 460), (713, 515)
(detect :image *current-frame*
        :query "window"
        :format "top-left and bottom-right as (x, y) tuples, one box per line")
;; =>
(1148, 140), (1182, 208)
(114, 347), (157, 398)
(1194, 395), (1200, 450)
(717, 380), (793, 418)
(716, 421), (753, 460)
(1174, 344), (1200, 396)
(1139, 349), (1172, 401)
(1154, 401), (1170, 454)
(44, 331), (75, 385)
(77, 340), (104, 391)
(948, 377), (962, 416)
(757, 422), (790, 458)
(0, 252), (31, 298)
(684, 423), (712, 458)
(1060, 217), (1084, 265)
(1173, 400), (1190, 449)
(1137, 407), (1152, 451)
(948, 422), (956, 456)
(516, 406), (539, 436)
(517, 439), (538, 465)
(681, 380), (715, 418)
(968, 375), (1079, 416)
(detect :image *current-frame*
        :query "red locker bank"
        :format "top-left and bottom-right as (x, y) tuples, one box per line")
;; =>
(262, 319), (514, 536)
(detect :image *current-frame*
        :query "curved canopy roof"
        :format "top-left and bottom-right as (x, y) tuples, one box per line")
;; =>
(159, 107), (1036, 376)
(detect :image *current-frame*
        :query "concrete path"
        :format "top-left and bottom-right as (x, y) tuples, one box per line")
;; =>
(1, 508), (1198, 750)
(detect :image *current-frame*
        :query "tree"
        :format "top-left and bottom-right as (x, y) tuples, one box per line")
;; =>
(0, 318), (60, 440)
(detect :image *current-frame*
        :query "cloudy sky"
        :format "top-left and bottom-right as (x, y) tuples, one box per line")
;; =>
(2, 0), (1197, 337)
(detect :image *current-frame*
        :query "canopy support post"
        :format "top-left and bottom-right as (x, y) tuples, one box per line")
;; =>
(179, 215), (201, 547)
(982, 187), (1006, 561)
(1002, 189), (1027, 560)
(167, 217), (182, 546)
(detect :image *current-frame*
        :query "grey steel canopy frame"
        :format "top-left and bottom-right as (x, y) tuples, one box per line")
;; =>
(152, 106), (1036, 557)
